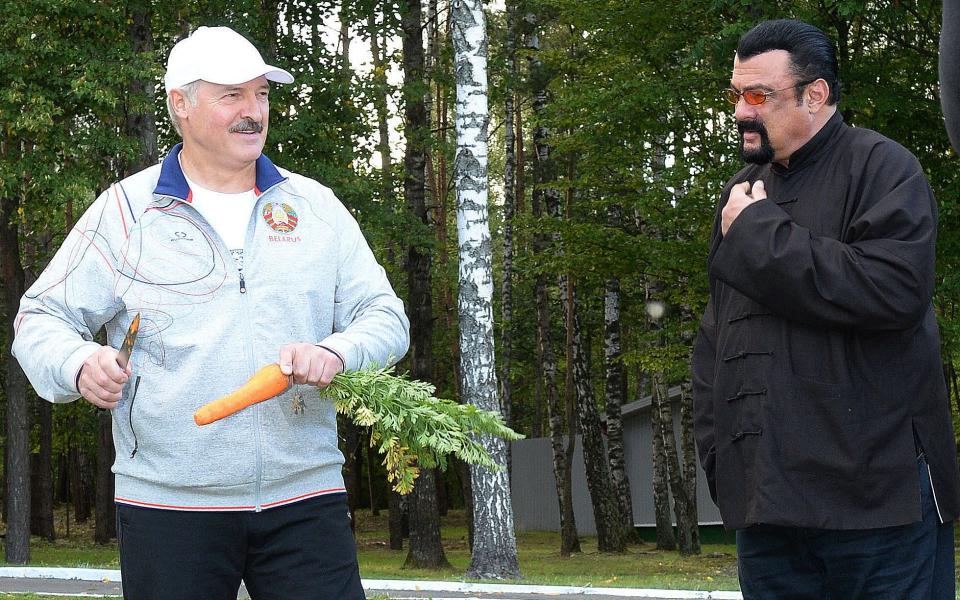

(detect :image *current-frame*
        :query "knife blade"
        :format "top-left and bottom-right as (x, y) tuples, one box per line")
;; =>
(117, 313), (141, 369)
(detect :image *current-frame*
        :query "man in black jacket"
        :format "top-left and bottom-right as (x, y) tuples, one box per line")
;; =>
(694, 19), (960, 598)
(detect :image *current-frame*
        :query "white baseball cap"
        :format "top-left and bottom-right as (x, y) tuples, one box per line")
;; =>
(164, 26), (294, 94)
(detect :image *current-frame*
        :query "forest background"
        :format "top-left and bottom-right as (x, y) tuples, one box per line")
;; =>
(0, 0), (957, 578)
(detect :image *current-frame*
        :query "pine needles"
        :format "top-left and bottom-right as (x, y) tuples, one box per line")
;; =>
(325, 366), (523, 494)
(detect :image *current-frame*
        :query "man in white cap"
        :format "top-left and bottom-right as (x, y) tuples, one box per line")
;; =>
(13, 26), (409, 600)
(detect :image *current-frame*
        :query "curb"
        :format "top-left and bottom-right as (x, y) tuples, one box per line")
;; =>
(0, 567), (743, 599)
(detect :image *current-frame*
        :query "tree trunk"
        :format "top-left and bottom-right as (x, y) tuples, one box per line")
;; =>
(339, 5), (351, 72)
(404, 468), (449, 569)
(257, 0), (279, 61)
(453, 0), (521, 580)
(499, 0), (518, 431)
(338, 414), (360, 531)
(94, 410), (116, 544)
(436, 468), (448, 517)
(527, 8), (578, 556)
(28, 232), (54, 542)
(2, 183), (31, 563)
(29, 451), (54, 541)
(457, 457), (474, 551)
(679, 380), (700, 554)
(537, 274), (580, 555)
(946, 359), (960, 427)
(388, 489), (405, 550)
(653, 373), (698, 555)
(564, 279), (625, 553)
(123, 1), (157, 176)
(402, 0), (449, 569)
(369, 14), (393, 205)
(70, 446), (92, 524)
(22, 230), (53, 541)
(650, 374), (676, 551)
(433, 5), (461, 400)
(36, 400), (55, 541)
(365, 433), (380, 516)
(604, 270), (635, 542)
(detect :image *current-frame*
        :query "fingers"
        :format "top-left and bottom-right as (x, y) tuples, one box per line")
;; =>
(721, 180), (766, 236)
(279, 343), (343, 387)
(78, 346), (131, 409)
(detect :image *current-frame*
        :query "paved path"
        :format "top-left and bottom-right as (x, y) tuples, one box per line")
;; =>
(0, 568), (743, 599)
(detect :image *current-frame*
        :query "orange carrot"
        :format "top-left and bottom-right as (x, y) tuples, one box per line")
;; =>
(194, 363), (291, 426)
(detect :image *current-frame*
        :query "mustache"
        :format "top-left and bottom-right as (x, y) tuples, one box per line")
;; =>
(737, 119), (766, 135)
(229, 119), (263, 133)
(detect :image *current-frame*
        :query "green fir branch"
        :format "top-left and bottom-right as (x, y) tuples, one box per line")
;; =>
(325, 366), (523, 495)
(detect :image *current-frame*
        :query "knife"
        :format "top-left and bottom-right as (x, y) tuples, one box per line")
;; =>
(117, 313), (141, 369)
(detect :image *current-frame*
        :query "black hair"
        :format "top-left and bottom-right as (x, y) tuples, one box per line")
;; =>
(737, 19), (840, 105)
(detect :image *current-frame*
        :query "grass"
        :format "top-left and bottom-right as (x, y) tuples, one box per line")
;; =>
(353, 510), (739, 590)
(2, 508), (959, 599)
(1, 507), (740, 592)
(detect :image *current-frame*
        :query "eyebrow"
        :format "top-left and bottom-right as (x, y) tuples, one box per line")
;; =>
(729, 83), (774, 92)
(222, 84), (271, 93)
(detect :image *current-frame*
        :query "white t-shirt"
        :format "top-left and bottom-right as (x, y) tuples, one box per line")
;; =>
(181, 169), (258, 270)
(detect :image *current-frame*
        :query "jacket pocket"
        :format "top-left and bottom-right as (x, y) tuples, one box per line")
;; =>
(776, 375), (867, 479)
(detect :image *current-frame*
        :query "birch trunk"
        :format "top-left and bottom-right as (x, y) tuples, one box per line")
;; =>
(537, 273), (580, 555)
(527, 9), (578, 555)
(369, 14), (392, 203)
(564, 279), (626, 552)
(679, 380), (701, 554)
(453, 0), (520, 579)
(653, 373), (698, 554)
(604, 271), (635, 541)
(650, 373), (676, 551)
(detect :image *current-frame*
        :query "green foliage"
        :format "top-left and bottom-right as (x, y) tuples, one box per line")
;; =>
(326, 367), (524, 494)
(5, 0), (960, 537)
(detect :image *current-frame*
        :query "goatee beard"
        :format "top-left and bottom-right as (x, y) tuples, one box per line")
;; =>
(737, 119), (774, 164)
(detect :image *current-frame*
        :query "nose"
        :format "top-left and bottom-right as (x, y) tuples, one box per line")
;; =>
(238, 92), (263, 120)
(734, 97), (756, 121)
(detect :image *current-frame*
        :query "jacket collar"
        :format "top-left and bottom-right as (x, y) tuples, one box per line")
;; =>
(153, 143), (287, 201)
(771, 110), (844, 177)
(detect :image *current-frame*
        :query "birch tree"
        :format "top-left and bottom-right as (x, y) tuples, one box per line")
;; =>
(452, 0), (521, 579)
(526, 9), (579, 556)
(603, 254), (636, 542)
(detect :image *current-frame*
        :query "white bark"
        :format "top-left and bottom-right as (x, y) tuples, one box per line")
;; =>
(452, 0), (521, 580)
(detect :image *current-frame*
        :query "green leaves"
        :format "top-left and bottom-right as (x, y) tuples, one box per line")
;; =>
(325, 366), (523, 494)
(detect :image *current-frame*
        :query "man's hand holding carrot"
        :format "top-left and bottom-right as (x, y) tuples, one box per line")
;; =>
(78, 346), (132, 409)
(279, 343), (344, 388)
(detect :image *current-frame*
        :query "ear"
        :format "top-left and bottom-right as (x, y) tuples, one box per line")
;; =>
(169, 90), (191, 120)
(805, 79), (830, 113)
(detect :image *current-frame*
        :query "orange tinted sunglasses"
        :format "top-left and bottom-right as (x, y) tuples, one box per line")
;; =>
(724, 81), (812, 106)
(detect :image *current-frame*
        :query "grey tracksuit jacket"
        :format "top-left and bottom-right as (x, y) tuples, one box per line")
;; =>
(13, 145), (409, 511)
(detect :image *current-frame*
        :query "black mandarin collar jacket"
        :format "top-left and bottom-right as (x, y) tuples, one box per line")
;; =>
(693, 111), (960, 530)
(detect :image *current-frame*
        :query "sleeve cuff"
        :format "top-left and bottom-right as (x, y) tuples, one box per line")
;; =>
(315, 343), (346, 373)
(317, 335), (359, 372)
(60, 342), (101, 398)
